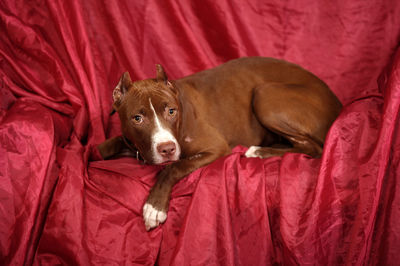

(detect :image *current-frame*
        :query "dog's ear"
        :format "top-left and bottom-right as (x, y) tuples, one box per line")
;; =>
(113, 71), (132, 108)
(156, 64), (178, 95)
(166, 80), (179, 96)
(156, 64), (168, 84)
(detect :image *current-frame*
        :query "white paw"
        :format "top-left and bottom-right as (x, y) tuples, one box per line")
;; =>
(245, 146), (261, 158)
(143, 203), (167, 231)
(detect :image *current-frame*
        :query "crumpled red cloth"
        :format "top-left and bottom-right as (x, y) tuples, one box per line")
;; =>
(1, 0), (400, 265)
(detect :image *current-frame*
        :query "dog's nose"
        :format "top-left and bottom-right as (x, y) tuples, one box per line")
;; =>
(157, 142), (176, 157)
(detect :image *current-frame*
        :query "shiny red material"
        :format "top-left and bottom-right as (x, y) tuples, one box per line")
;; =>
(1, 1), (400, 265)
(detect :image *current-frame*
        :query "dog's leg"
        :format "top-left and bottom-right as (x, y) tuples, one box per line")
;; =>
(97, 136), (126, 159)
(245, 136), (323, 158)
(143, 144), (230, 230)
(97, 136), (137, 159)
(246, 83), (339, 159)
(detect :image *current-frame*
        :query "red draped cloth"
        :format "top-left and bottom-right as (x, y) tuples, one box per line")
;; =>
(1, 1), (400, 265)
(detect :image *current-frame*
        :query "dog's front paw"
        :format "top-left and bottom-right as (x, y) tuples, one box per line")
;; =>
(143, 203), (167, 231)
(245, 146), (262, 158)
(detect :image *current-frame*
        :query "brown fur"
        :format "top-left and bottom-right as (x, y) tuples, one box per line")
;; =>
(99, 57), (342, 230)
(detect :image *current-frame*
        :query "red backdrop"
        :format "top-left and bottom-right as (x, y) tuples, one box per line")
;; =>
(1, 0), (400, 265)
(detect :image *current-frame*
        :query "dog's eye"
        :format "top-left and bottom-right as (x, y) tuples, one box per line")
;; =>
(132, 115), (143, 124)
(168, 108), (176, 116)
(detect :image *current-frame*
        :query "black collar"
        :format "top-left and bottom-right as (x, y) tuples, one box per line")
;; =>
(122, 135), (146, 164)
(112, 111), (146, 163)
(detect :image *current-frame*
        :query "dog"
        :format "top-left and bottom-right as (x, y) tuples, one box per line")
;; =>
(98, 57), (342, 231)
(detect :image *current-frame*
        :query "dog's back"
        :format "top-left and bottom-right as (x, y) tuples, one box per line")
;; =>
(175, 57), (342, 148)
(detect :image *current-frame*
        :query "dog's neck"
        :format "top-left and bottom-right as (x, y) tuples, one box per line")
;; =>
(122, 135), (147, 163)
(176, 82), (199, 143)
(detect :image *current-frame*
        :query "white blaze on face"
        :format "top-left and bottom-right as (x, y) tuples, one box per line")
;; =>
(149, 98), (181, 163)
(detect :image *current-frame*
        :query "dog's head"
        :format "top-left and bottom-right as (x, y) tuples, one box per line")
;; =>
(112, 65), (181, 164)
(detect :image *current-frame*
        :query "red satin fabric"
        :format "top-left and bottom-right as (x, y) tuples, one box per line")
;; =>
(1, 1), (400, 265)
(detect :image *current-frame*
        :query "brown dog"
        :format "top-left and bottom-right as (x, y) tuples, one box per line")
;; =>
(98, 57), (342, 230)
